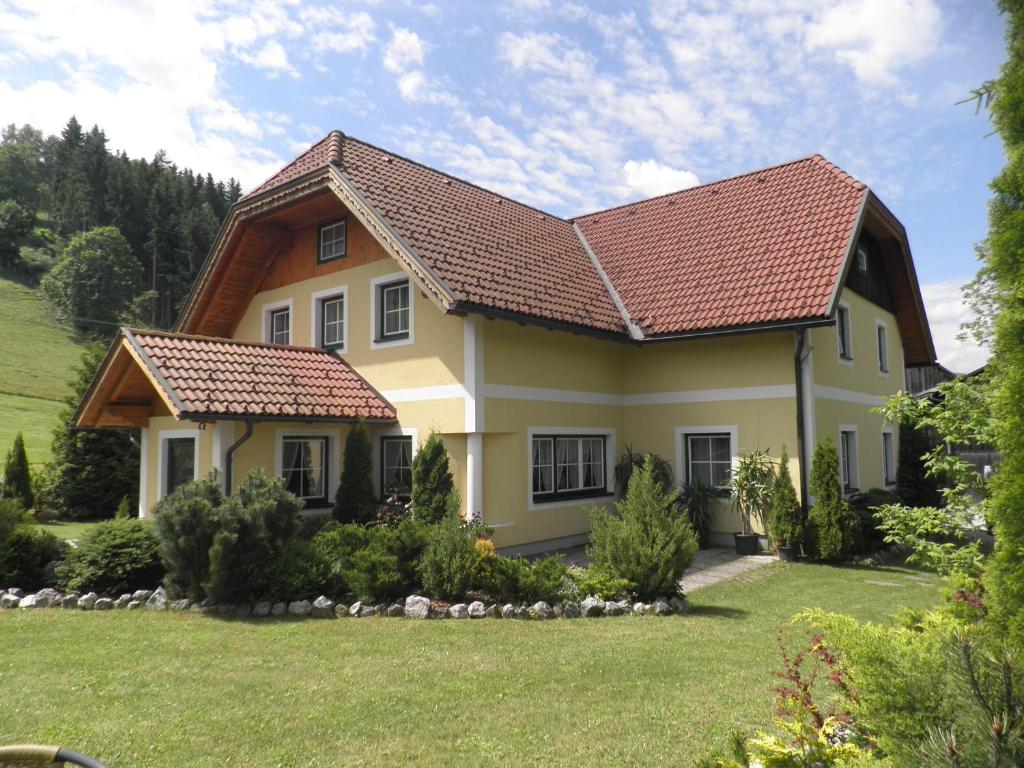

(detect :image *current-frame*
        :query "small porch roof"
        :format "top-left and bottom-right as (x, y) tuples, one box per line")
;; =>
(75, 329), (397, 429)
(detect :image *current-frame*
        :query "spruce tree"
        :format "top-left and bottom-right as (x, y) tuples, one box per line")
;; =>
(334, 419), (376, 524)
(807, 436), (852, 562)
(411, 431), (455, 524)
(1, 433), (33, 510)
(768, 449), (802, 549)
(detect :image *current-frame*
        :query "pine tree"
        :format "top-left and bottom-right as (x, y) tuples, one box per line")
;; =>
(411, 431), (455, 524)
(334, 420), (376, 524)
(896, 423), (942, 507)
(768, 449), (803, 549)
(807, 436), (853, 562)
(1, 433), (34, 510)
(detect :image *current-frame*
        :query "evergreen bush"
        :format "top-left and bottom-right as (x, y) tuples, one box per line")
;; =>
(411, 430), (455, 524)
(1, 432), (33, 509)
(0, 498), (66, 589)
(333, 420), (375, 524)
(152, 475), (224, 600)
(588, 457), (697, 600)
(807, 437), (855, 562)
(56, 519), (163, 594)
(767, 449), (803, 549)
(418, 512), (477, 601)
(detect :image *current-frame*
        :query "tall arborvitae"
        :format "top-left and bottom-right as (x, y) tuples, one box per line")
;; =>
(807, 436), (852, 562)
(411, 431), (455, 524)
(768, 449), (803, 550)
(334, 420), (376, 524)
(1, 432), (34, 510)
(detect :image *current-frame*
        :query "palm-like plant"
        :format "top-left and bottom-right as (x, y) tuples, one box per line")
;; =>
(730, 449), (777, 536)
(680, 476), (719, 549)
(615, 444), (674, 496)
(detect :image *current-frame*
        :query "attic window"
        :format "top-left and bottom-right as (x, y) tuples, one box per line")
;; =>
(856, 244), (869, 273)
(318, 219), (346, 264)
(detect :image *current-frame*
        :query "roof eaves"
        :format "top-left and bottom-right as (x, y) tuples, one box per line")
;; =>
(641, 316), (833, 344)
(121, 328), (187, 417)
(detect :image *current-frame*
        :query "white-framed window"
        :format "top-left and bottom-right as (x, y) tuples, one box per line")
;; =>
(370, 272), (414, 349)
(856, 243), (869, 273)
(261, 299), (293, 346)
(531, 435), (607, 502)
(675, 426), (737, 491)
(157, 429), (199, 500)
(318, 219), (347, 263)
(282, 436), (329, 507)
(839, 426), (859, 493)
(837, 302), (852, 362)
(876, 320), (889, 375)
(311, 286), (348, 352)
(381, 435), (413, 497)
(882, 429), (896, 487)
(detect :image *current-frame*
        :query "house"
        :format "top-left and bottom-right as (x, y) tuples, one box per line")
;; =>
(75, 131), (934, 552)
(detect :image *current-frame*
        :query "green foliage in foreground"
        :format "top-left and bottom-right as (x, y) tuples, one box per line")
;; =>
(55, 519), (162, 594)
(0, 432), (33, 509)
(0, 563), (940, 768)
(808, 437), (855, 562)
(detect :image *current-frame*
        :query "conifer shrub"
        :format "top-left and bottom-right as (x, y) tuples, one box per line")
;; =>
(418, 509), (477, 601)
(152, 475), (224, 600)
(1, 432), (33, 510)
(483, 555), (569, 604)
(807, 437), (855, 562)
(0, 498), (66, 589)
(411, 430), (455, 524)
(768, 449), (804, 550)
(333, 419), (375, 524)
(56, 519), (163, 594)
(588, 457), (697, 600)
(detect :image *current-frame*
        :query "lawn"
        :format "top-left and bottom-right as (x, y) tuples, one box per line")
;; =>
(31, 520), (103, 541)
(0, 562), (940, 767)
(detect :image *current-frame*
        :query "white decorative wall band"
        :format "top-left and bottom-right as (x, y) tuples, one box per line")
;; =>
(812, 385), (885, 407)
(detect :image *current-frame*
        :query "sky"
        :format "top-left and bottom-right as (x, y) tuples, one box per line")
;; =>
(0, 0), (1007, 372)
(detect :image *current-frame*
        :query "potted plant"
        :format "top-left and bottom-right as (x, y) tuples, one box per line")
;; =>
(768, 449), (804, 561)
(729, 449), (776, 555)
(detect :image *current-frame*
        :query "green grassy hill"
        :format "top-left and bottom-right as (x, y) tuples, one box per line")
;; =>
(0, 275), (84, 469)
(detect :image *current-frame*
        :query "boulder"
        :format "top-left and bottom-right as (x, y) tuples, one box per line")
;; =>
(449, 603), (469, 619)
(531, 601), (552, 620)
(604, 600), (624, 616)
(404, 595), (431, 619)
(145, 587), (169, 611)
(652, 599), (672, 616)
(77, 592), (98, 610)
(484, 603), (497, 618)
(18, 594), (41, 609)
(170, 599), (191, 612)
(386, 603), (404, 618)
(0, 593), (20, 609)
(61, 593), (80, 609)
(552, 602), (564, 618)
(113, 594), (132, 609)
(288, 599), (312, 616)
(500, 603), (516, 619)
(127, 600), (143, 610)
(234, 604), (252, 617)
(467, 600), (487, 619)
(333, 603), (349, 617)
(94, 597), (114, 610)
(562, 601), (581, 619)
(632, 602), (648, 615)
(359, 604), (377, 618)
(6, 587), (23, 598)
(216, 604), (236, 616)
(252, 602), (272, 618)
(581, 596), (606, 617)
(429, 605), (449, 619)
(312, 596), (335, 618)
(349, 601), (363, 617)
(131, 589), (153, 603)
(669, 596), (690, 615)
(36, 588), (61, 607)
(514, 605), (531, 620)
(271, 602), (287, 616)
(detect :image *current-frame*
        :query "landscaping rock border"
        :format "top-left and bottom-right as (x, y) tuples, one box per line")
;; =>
(0, 587), (690, 620)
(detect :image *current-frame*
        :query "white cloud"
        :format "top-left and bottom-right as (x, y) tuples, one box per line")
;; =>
(621, 159), (699, 197)
(309, 11), (376, 54)
(245, 39), (297, 77)
(382, 27), (425, 73)
(920, 279), (990, 374)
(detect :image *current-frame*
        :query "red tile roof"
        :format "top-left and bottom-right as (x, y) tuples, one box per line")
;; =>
(127, 330), (395, 421)
(573, 156), (867, 336)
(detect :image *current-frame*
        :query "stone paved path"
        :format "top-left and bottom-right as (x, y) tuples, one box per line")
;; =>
(556, 545), (776, 593)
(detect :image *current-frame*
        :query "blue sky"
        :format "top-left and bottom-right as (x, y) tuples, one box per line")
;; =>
(0, 0), (1008, 370)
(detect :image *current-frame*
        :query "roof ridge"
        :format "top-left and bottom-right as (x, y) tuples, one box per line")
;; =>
(127, 327), (333, 355)
(571, 154), (863, 221)
(245, 133), (334, 199)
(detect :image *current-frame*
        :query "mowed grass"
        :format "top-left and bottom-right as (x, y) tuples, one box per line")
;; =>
(0, 563), (940, 768)
(30, 520), (103, 541)
(0, 276), (84, 467)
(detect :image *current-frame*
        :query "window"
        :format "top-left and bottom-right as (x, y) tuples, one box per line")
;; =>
(882, 431), (896, 486)
(269, 307), (290, 345)
(318, 219), (346, 263)
(531, 435), (607, 501)
(282, 436), (328, 506)
(377, 279), (410, 341)
(685, 433), (732, 488)
(382, 436), (413, 496)
(856, 244), (869, 273)
(840, 429), (858, 492)
(164, 437), (195, 497)
(837, 304), (852, 361)
(318, 294), (345, 350)
(876, 323), (889, 373)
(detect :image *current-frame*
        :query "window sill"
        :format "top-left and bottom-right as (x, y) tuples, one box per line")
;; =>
(532, 490), (614, 505)
(371, 333), (413, 350)
(321, 343), (346, 354)
(317, 254), (346, 265)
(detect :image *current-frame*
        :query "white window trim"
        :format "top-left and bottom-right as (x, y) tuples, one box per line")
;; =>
(372, 426), (418, 498)
(881, 427), (896, 488)
(370, 271), (414, 350)
(157, 428), (200, 501)
(261, 298), (293, 346)
(838, 424), (859, 495)
(875, 318), (890, 377)
(837, 300), (853, 366)
(527, 426), (616, 511)
(675, 425), (739, 491)
(310, 284), (349, 353)
(274, 427), (342, 507)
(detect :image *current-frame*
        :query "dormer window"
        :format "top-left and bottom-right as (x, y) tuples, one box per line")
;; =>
(318, 219), (347, 264)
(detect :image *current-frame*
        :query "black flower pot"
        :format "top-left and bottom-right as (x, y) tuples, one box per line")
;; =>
(777, 545), (798, 562)
(734, 533), (760, 556)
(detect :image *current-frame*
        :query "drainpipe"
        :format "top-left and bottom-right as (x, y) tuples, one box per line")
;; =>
(224, 421), (254, 494)
(794, 329), (810, 516)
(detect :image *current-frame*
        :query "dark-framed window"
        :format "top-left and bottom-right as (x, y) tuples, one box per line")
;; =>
(318, 219), (347, 264)
(531, 435), (608, 502)
(684, 433), (732, 488)
(837, 304), (852, 360)
(882, 432), (896, 486)
(282, 436), (329, 507)
(876, 323), (889, 373)
(840, 430), (857, 492)
(269, 307), (290, 345)
(164, 437), (195, 497)
(381, 436), (413, 496)
(377, 279), (410, 341)
(318, 293), (345, 350)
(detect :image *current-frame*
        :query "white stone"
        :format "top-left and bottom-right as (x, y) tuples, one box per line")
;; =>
(581, 596), (605, 617)
(531, 601), (552, 619)
(467, 600), (486, 618)
(0, 593), (20, 609)
(145, 586), (169, 611)
(404, 595), (431, 619)
(94, 597), (114, 610)
(562, 601), (581, 618)
(288, 599), (312, 616)
(77, 592), (98, 610)
(349, 601), (363, 617)
(359, 604), (377, 618)
(311, 596), (335, 618)
(386, 603), (404, 617)
(270, 602), (287, 616)
(18, 594), (41, 609)
(252, 602), (272, 617)
(113, 594), (132, 609)
(500, 603), (515, 619)
(449, 603), (469, 619)
(170, 598), (191, 611)
(669, 596), (690, 615)
(131, 589), (153, 603)
(653, 599), (672, 616)
(127, 600), (143, 610)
